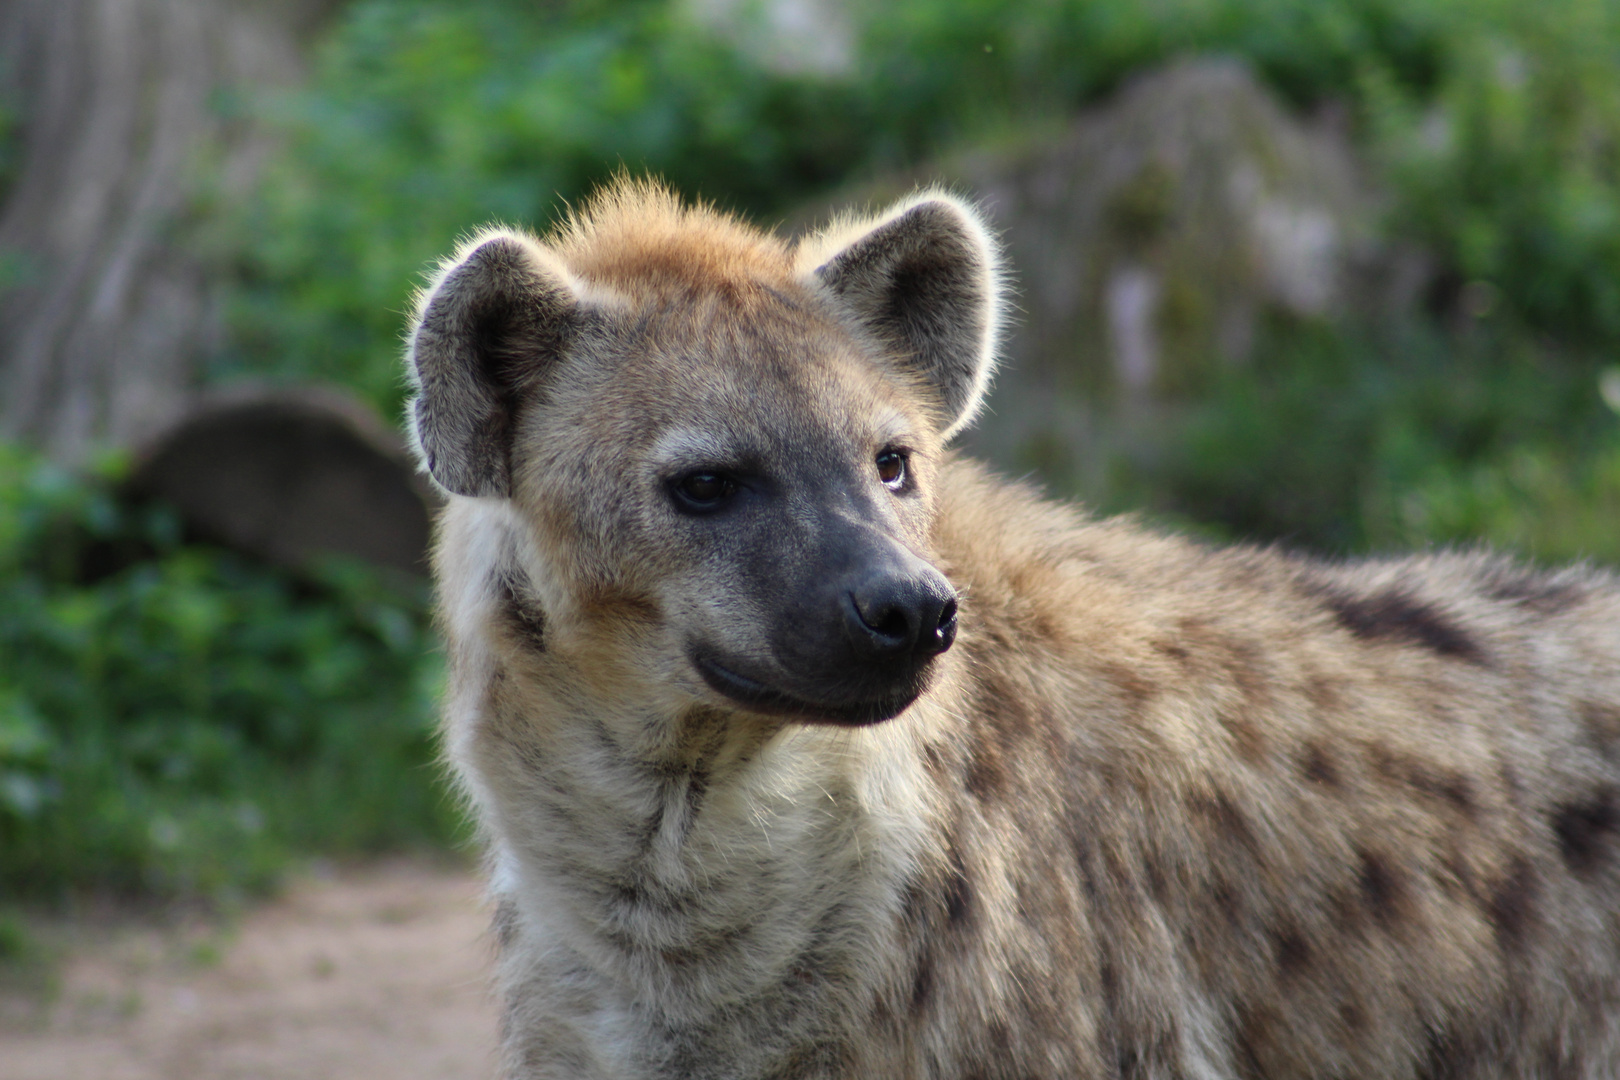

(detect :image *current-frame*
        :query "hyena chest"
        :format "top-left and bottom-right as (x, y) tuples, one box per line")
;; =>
(500, 745), (908, 1077)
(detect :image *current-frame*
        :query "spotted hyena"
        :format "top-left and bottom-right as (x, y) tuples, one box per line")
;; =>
(407, 177), (1620, 1079)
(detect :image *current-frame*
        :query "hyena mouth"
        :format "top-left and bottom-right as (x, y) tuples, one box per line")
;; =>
(692, 653), (924, 727)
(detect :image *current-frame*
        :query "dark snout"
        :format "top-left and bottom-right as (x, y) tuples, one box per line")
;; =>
(693, 524), (959, 727)
(845, 561), (958, 663)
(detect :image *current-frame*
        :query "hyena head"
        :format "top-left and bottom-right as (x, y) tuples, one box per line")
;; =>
(408, 179), (1003, 727)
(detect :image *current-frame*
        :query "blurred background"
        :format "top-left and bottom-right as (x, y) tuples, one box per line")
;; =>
(4, 0), (1620, 1030)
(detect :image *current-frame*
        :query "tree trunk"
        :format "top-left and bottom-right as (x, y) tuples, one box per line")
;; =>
(0, 0), (342, 465)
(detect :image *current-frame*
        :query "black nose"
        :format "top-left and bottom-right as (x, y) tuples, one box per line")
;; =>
(845, 572), (958, 662)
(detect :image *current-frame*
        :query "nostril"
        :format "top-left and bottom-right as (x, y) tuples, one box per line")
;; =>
(847, 587), (924, 656)
(846, 582), (958, 661)
(871, 605), (910, 642)
(920, 595), (958, 656)
(854, 593), (915, 647)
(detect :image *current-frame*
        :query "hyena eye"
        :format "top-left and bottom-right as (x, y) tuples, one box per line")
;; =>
(672, 471), (738, 512)
(876, 450), (908, 489)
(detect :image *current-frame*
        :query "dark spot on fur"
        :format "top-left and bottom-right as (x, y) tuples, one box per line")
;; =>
(1304, 674), (1342, 712)
(682, 769), (709, 835)
(507, 729), (552, 775)
(922, 742), (948, 778)
(1152, 638), (1190, 664)
(964, 672), (1036, 799)
(900, 877), (930, 930)
(608, 879), (651, 913)
(497, 568), (547, 650)
(1368, 742), (1400, 780)
(1553, 788), (1620, 874)
(1195, 791), (1256, 852)
(1211, 878), (1242, 921)
(589, 718), (623, 757)
(1229, 645), (1272, 709)
(754, 1037), (856, 1080)
(1099, 843), (1135, 895)
(492, 897), (520, 951)
(1578, 700), (1620, 761)
(1406, 763), (1477, 816)
(1486, 855), (1538, 949)
(603, 587), (662, 624)
(1272, 926), (1310, 975)
(870, 994), (895, 1030)
(1339, 1002), (1366, 1034)
(1416, 1024), (1477, 1080)
(1097, 956), (1118, 999)
(1437, 834), (1477, 900)
(1483, 570), (1585, 615)
(1175, 621), (1274, 709)
(945, 847), (974, 926)
(1175, 616), (1214, 641)
(1433, 771), (1476, 815)
(1234, 1003), (1282, 1079)
(1218, 711), (1267, 762)
(1358, 848), (1411, 926)
(1543, 1047), (1584, 1080)
(1098, 660), (1157, 712)
(909, 950), (934, 1014)
(499, 1002), (516, 1048)
(1498, 762), (1526, 808)
(1313, 584), (1487, 666)
(1144, 855), (1169, 905)
(1579, 700), (1620, 735)
(1302, 741), (1341, 788)
(1330, 882), (1366, 933)
(1072, 834), (1100, 902)
(963, 738), (1006, 800)
(1367, 745), (1476, 815)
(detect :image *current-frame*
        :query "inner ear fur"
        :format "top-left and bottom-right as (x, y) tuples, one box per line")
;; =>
(408, 229), (580, 498)
(800, 192), (1004, 440)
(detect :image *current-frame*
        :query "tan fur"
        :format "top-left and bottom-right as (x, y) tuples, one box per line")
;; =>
(409, 178), (1620, 1079)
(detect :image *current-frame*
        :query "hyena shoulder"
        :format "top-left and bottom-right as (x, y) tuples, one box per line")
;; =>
(918, 460), (1620, 1077)
(409, 177), (1620, 1079)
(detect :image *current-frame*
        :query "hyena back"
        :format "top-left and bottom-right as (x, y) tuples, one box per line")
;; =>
(408, 178), (1620, 1079)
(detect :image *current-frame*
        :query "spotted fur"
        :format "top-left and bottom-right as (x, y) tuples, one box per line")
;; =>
(409, 177), (1620, 1079)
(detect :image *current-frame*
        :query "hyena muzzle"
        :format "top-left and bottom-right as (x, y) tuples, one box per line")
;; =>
(408, 178), (1620, 1079)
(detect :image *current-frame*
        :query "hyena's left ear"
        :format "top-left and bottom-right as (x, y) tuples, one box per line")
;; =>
(407, 228), (581, 498)
(799, 191), (1004, 439)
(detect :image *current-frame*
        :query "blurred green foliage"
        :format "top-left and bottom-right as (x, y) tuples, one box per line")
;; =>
(0, 447), (459, 902)
(1126, 320), (1620, 559)
(1129, 0), (1620, 558)
(225, 0), (874, 407)
(1369, 0), (1620, 350)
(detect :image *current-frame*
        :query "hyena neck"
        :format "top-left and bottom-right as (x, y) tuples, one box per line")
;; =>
(491, 682), (932, 945)
(445, 502), (938, 1017)
(481, 679), (941, 1055)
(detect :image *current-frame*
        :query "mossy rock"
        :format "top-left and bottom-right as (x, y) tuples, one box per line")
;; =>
(792, 58), (1427, 503)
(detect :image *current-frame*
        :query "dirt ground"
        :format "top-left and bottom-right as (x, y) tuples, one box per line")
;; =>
(0, 860), (500, 1080)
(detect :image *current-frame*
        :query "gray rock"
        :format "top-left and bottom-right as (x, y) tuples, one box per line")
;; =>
(128, 385), (438, 578)
(792, 58), (1427, 500)
(679, 0), (855, 76)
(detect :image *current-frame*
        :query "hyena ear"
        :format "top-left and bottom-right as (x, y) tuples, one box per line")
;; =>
(407, 229), (580, 498)
(800, 192), (1004, 439)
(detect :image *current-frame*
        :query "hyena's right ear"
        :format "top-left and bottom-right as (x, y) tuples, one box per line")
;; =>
(407, 230), (580, 498)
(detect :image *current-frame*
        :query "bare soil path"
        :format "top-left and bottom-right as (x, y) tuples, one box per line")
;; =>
(0, 860), (499, 1080)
